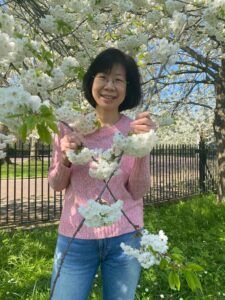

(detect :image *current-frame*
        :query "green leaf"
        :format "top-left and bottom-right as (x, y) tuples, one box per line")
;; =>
(36, 123), (52, 144)
(39, 105), (52, 117)
(171, 247), (184, 255)
(171, 253), (184, 262)
(56, 19), (72, 34)
(7, 113), (23, 118)
(14, 32), (25, 39)
(47, 121), (58, 133)
(94, 119), (101, 130)
(168, 271), (180, 291)
(159, 258), (169, 270)
(19, 123), (27, 142)
(186, 263), (204, 272)
(25, 116), (37, 131)
(77, 67), (86, 81)
(184, 270), (202, 292)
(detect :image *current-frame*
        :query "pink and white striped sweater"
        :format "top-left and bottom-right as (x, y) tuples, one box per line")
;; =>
(48, 114), (151, 239)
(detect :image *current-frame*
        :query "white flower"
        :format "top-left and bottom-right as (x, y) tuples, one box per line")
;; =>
(113, 130), (158, 158)
(0, 133), (16, 159)
(52, 67), (65, 87)
(0, 32), (16, 62)
(151, 38), (179, 65)
(66, 147), (95, 165)
(20, 69), (53, 98)
(0, 151), (6, 159)
(0, 86), (42, 132)
(165, 0), (185, 14)
(89, 157), (120, 180)
(40, 15), (58, 33)
(29, 96), (42, 112)
(55, 102), (80, 124)
(69, 111), (100, 135)
(121, 229), (169, 269)
(78, 199), (123, 227)
(157, 113), (175, 127)
(61, 56), (79, 77)
(169, 11), (187, 35)
(0, 11), (15, 35)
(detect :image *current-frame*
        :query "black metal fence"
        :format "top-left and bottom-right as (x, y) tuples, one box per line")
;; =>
(0, 142), (217, 226)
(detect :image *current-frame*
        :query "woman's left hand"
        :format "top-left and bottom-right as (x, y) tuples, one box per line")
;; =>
(130, 111), (156, 134)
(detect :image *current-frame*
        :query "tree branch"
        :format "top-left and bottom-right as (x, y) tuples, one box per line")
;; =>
(181, 45), (220, 72)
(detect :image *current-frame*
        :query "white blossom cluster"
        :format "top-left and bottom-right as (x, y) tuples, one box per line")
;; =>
(78, 199), (123, 227)
(156, 113), (175, 127)
(89, 156), (120, 180)
(116, 33), (148, 53)
(0, 133), (16, 160)
(20, 69), (53, 98)
(113, 130), (158, 158)
(57, 88), (81, 104)
(121, 229), (168, 269)
(169, 11), (187, 36)
(152, 38), (180, 65)
(56, 104), (99, 135)
(40, 15), (58, 34)
(0, 86), (42, 132)
(20, 67), (66, 98)
(165, 0), (185, 15)
(61, 56), (79, 77)
(66, 147), (95, 165)
(156, 106), (215, 145)
(55, 101), (80, 124)
(0, 32), (16, 63)
(0, 11), (15, 35)
(69, 111), (100, 135)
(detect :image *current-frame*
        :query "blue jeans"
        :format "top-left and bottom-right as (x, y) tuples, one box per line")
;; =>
(51, 231), (141, 300)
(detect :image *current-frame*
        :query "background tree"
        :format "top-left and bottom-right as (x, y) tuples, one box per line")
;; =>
(0, 0), (224, 200)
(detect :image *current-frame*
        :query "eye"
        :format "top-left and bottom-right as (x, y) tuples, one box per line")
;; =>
(98, 74), (106, 79)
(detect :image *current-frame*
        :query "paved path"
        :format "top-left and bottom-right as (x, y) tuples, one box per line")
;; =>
(0, 177), (63, 225)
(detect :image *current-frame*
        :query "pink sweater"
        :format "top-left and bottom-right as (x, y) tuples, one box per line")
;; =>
(48, 114), (150, 239)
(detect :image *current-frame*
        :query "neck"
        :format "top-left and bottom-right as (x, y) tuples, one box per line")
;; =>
(95, 107), (121, 126)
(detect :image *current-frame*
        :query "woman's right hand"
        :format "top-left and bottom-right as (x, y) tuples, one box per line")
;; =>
(60, 131), (85, 167)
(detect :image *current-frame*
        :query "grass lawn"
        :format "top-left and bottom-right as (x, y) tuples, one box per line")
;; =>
(0, 194), (225, 299)
(0, 160), (49, 179)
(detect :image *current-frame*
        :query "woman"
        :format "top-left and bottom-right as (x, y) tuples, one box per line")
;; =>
(48, 48), (155, 300)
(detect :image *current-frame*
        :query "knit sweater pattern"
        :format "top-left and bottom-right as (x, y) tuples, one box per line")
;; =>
(48, 115), (150, 239)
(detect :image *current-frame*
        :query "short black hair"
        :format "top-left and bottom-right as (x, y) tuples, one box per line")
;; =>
(82, 48), (142, 112)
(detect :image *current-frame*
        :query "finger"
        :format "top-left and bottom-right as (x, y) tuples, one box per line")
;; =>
(61, 142), (80, 152)
(131, 118), (152, 126)
(73, 131), (85, 144)
(67, 134), (85, 145)
(131, 124), (151, 133)
(136, 111), (150, 120)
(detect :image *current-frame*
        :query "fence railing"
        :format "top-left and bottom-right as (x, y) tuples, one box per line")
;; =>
(0, 142), (217, 226)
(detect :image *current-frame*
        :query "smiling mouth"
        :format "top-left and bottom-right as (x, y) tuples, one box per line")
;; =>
(101, 95), (116, 100)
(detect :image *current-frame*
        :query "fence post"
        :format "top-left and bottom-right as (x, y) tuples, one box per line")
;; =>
(199, 137), (207, 192)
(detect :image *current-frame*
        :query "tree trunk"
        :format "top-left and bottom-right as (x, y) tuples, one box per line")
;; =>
(214, 59), (225, 202)
(0, 123), (13, 165)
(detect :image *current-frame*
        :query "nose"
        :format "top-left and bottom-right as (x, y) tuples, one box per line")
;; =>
(104, 79), (116, 89)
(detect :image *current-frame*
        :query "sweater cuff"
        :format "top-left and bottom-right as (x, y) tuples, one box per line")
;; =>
(54, 161), (72, 178)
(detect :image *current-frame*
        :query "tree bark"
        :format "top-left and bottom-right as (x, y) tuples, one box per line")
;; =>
(0, 123), (13, 165)
(214, 58), (225, 202)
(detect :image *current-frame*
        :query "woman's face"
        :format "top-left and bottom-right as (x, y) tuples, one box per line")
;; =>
(91, 64), (126, 113)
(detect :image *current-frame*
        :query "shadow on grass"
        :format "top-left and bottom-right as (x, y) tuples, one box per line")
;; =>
(141, 194), (225, 299)
(1, 195), (225, 299)
(0, 225), (58, 300)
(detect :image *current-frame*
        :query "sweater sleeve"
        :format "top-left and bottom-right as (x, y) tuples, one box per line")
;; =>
(48, 123), (72, 192)
(126, 155), (150, 200)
